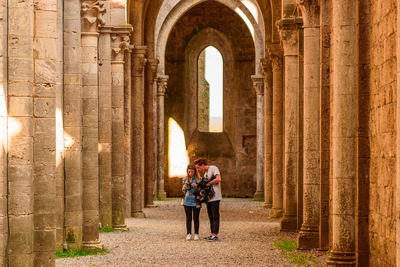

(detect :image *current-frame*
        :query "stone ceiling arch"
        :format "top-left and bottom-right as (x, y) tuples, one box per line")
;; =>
(155, 0), (266, 75)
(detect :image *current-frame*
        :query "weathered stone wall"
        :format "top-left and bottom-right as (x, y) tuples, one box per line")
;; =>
(197, 50), (209, 132)
(164, 1), (256, 197)
(366, 0), (397, 265)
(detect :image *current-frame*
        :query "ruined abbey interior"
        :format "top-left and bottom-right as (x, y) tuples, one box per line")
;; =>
(0, 0), (399, 266)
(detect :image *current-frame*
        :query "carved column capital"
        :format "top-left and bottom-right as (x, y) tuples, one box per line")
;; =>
(81, 0), (106, 32)
(132, 46), (147, 77)
(148, 59), (159, 82)
(268, 48), (283, 72)
(157, 75), (169, 96)
(111, 28), (131, 62)
(277, 18), (301, 55)
(297, 0), (320, 28)
(260, 58), (272, 74)
(251, 75), (264, 96)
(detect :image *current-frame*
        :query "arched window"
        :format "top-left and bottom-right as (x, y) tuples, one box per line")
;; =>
(197, 46), (223, 132)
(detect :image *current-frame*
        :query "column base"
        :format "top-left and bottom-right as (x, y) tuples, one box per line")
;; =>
(261, 202), (272, 209)
(157, 191), (167, 199)
(82, 240), (104, 250)
(280, 215), (297, 231)
(145, 203), (156, 208)
(132, 211), (146, 218)
(112, 224), (129, 231)
(253, 191), (264, 201)
(269, 208), (283, 218)
(326, 251), (355, 266)
(297, 225), (319, 249)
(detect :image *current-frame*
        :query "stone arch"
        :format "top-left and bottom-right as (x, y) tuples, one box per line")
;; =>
(183, 28), (235, 144)
(155, 0), (265, 75)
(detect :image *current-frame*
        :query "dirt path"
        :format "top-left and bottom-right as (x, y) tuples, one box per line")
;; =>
(57, 198), (321, 267)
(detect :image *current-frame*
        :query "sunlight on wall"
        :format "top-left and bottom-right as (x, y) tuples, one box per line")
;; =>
(56, 108), (64, 167)
(168, 118), (188, 177)
(0, 85), (6, 154)
(64, 132), (74, 149)
(235, 7), (255, 40)
(241, 0), (258, 23)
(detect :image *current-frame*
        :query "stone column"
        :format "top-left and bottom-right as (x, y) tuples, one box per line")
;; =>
(251, 75), (264, 201)
(297, 0), (321, 249)
(269, 50), (284, 218)
(397, 0), (400, 265)
(55, 0), (64, 250)
(326, 0), (356, 265)
(144, 58), (159, 207)
(33, 1), (57, 265)
(157, 75), (168, 199)
(0, 0), (6, 262)
(261, 58), (273, 208)
(7, 1), (34, 265)
(319, 0), (330, 250)
(131, 46), (147, 217)
(124, 47), (133, 216)
(81, 0), (105, 249)
(111, 28), (130, 230)
(63, 0), (83, 250)
(98, 25), (112, 228)
(279, 19), (299, 231)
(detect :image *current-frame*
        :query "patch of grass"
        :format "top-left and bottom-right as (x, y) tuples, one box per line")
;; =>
(273, 238), (320, 266)
(272, 227), (280, 233)
(153, 196), (166, 201)
(287, 252), (315, 265)
(274, 238), (297, 251)
(99, 227), (116, 233)
(56, 248), (109, 258)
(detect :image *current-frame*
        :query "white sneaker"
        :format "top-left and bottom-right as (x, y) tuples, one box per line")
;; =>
(194, 234), (199, 240)
(186, 234), (191, 240)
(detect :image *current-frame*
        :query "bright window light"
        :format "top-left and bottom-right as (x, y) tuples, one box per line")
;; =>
(241, 0), (259, 23)
(235, 7), (255, 40)
(168, 118), (188, 177)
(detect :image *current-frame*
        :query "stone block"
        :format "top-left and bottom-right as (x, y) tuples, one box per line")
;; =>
(8, 137), (33, 166)
(33, 38), (57, 60)
(8, 35), (33, 58)
(34, 0), (57, 11)
(34, 10), (57, 38)
(8, 7), (34, 36)
(8, 58), (33, 82)
(33, 97), (56, 118)
(8, 195), (34, 215)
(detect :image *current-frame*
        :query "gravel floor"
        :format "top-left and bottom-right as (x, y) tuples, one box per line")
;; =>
(56, 198), (324, 267)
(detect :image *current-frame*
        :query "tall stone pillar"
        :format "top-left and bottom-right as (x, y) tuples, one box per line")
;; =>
(124, 47), (133, 216)
(111, 28), (130, 230)
(0, 0), (6, 262)
(297, 0), (321, 249)
(261, 58), (273, 208)
(397, 0), (400, 265)
(278, 19), (299, 231)
(157, 75), (168, 199)
(327, 0), (356, 265)
(81, 0), (105, 249)
(7, 2), (34, 265)
(269, 50), (284, 218)
(319, 0), (330, 250)
(144, 58), (159, 207)
(98, 25), (112, 228)
(33, 1), (57, 265)
(251, 75), (264, 201)
(63, 0), (83, 250)
(131, 46), (147, 217)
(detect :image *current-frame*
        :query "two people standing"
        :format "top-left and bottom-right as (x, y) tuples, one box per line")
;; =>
(182, 158), (221, 242)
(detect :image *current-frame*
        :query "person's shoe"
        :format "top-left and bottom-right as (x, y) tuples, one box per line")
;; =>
(207, 235), (218, 242)
(186, 234), (191, 241)
(194, 234), (199, 240)
(204, 235), (212, 240)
